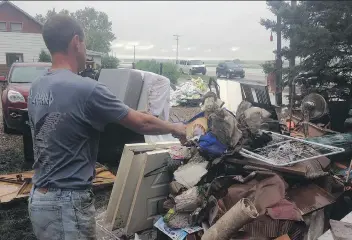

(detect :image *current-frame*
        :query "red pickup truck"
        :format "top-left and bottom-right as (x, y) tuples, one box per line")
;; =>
(1, 62), (51, 133)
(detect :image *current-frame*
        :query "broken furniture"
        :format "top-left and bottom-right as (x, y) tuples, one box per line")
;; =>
(104, 142), (179, 233)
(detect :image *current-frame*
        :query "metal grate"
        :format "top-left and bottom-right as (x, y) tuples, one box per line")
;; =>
(240, 131), (345, 166)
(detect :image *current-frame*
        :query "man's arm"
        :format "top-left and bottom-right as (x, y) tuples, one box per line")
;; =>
(85, 82), (186, 140)
(119, 109), (184, 136)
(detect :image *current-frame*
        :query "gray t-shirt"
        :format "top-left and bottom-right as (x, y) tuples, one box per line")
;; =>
(28, 69), (129, 189)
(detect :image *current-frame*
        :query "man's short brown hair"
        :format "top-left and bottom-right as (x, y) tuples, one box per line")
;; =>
(42, 14), (85, 54)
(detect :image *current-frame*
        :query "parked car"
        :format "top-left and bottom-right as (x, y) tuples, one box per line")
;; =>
(178, 60), (207, 75)
(216, 61), (245, 79)
(1, 62), (51, 134)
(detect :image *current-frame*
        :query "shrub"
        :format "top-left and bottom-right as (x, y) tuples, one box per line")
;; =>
(38, 50), (51, 62)
(101, 55), (119, 69)
(135, 60), (180, 84)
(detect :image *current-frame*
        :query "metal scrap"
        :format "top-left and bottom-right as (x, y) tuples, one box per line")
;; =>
(240, 131), (345, 167)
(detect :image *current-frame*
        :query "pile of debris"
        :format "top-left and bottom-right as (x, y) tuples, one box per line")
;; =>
(170, 77), (207, 107)
(152, 92), (347, 240)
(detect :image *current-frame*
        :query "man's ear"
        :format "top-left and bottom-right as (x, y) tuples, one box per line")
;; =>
(71, 35), (81, 51)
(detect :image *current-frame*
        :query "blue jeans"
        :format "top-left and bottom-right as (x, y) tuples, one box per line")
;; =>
(28, 187), (96, 240)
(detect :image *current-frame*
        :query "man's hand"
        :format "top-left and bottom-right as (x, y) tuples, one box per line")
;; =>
(171, 123), (187, 143)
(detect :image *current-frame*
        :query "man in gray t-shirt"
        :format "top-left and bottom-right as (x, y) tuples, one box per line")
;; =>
(28, 15), (186, 240)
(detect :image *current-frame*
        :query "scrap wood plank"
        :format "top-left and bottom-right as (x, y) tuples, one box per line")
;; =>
(126, 149), (171, 234)
(0, 167), (115, 203)
(104, 142), (179, 231)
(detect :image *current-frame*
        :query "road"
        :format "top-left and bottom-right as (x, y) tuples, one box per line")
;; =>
(206, 66), (266, 84)
(119, 63), (266, 85)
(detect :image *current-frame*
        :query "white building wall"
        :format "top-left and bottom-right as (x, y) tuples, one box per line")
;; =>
(0, 32), (47, 63)
(92, 55), (101, 66)
(0, 32), (102, 65)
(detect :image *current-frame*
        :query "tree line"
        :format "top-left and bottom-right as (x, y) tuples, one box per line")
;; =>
(36, 7), (119, 69)
(261, 1), (352, 100)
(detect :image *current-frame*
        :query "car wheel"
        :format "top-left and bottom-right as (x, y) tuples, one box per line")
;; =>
(202, 71), (206, 75)
(226, 73), (231, 79)
(216, 72), (221, 78)
(23, 132), (34, 162)
(241, 74), (245, 78)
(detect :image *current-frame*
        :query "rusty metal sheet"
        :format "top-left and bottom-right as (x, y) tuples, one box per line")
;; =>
(287, 184), (336, 216)
(0, 167), (115, 203)
(330, 220), (352, 240)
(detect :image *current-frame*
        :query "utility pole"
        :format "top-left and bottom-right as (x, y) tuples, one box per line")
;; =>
(275, 14), (283, 106)
(173, 34), (180, 64)
(133, 45), (136, 63)
(288, 0), (297, 106)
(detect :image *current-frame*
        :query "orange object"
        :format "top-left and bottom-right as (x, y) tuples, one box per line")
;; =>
(186, 117), (208, 139)
(286, 119), (295, 129)
(275, 234), (291, 240)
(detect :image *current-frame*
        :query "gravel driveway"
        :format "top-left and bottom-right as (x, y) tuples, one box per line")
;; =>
(0, 103), (36, 240)
(0, 104), (31, 175)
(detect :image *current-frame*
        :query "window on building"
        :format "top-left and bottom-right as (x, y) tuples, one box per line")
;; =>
(6, 53), (24, 67)
(10, 22), (22, 32)
(0, 22), (6, 31)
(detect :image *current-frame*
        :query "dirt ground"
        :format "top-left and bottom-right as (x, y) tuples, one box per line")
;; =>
(0, 105), (113, 240)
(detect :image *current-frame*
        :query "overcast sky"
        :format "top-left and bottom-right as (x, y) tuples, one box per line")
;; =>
(15, 1), (287, 61)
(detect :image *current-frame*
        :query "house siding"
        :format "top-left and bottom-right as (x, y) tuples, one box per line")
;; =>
(0, 3), (42, 33)
(92, 56), (102, 66)
(0, 32), (47, 64)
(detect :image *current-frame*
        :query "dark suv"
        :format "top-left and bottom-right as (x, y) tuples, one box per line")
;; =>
(216, 61), (245, 79)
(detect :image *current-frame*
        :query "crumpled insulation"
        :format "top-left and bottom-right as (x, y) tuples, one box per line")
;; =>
(174, 187), (203, 213)
(165, 212), (192, 229)
(208, 108), (243, 148)
(243, 107), (271, 134)
(201, 198), (259, 240)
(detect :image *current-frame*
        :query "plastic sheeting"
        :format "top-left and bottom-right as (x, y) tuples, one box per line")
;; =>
(170, 78), (207, 107)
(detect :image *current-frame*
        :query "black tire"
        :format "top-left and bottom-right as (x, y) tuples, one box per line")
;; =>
(202, 71), (206, 75)
(23, 132), (34, 162)
(240, 74), (245, 79)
